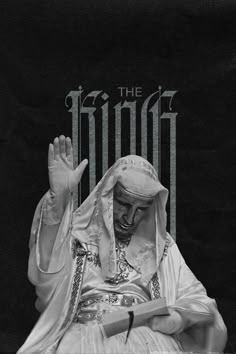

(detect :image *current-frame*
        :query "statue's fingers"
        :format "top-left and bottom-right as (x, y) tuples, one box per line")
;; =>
(148, 316), (167, 332)
(69, 159), (88, 191)
(148, 316), (159, 331)
(48, 143), (54, 167)
(59, 135), (66, 158)
(74, 159), (88, 181)
(53, 137), (60, 160)
(65, 137), (73, 161)
(149, 313), (180, 334)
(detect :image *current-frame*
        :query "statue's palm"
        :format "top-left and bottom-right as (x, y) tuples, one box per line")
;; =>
(48, 136), (87, 197)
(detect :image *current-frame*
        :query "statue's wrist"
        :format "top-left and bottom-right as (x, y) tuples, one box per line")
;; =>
(42, 190), (71, 225)
(49, 189), (71, 208)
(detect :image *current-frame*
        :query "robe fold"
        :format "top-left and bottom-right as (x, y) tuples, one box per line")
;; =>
(18, 155), (227, 353)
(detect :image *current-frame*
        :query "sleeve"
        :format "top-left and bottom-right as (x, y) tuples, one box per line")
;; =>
(172, 244), (227, 353)
(27, 191), (73, 312)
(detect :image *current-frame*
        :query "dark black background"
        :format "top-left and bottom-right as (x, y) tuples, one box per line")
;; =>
(0, 1), (235, 352)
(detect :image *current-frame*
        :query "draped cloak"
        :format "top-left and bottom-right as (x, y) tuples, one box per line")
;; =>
(17, 155), (227, 353)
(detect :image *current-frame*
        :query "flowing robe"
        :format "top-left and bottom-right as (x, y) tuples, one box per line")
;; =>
(18, 156), (227, 353)
(17, 194), (227, 354)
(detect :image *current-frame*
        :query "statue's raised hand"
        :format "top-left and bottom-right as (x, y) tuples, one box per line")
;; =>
(48, 136), (88, 207)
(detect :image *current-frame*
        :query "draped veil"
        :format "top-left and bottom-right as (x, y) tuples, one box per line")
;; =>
(18, 155), (227, 354)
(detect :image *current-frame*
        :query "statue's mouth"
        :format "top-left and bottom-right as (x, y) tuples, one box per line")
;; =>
(119, 223), (132, 231)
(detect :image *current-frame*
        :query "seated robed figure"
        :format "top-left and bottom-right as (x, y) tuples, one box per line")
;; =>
(18, 135), (227, 354)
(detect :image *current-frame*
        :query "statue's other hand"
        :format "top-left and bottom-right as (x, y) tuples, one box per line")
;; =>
(148, 310), (184, 335)
(48, 135), (88, 198)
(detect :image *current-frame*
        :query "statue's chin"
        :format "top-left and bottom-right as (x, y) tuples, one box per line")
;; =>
(115, 231), (132, 243)
(116, 234), (131, 241)
(114, 221), (134, 242)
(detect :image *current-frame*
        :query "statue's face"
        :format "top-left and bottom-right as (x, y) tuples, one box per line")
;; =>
(113, 183), (154, 240)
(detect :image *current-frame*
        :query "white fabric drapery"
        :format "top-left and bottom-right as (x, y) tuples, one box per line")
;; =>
(18, 156), (227, 353)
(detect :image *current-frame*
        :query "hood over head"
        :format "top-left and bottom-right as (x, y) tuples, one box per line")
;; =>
(71, 155), (169, 284)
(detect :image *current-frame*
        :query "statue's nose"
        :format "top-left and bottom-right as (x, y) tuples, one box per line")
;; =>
(124, 207), (136, 225)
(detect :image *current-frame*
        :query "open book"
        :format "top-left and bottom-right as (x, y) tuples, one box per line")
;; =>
(102, 297), (170, 338)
